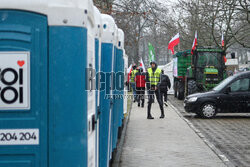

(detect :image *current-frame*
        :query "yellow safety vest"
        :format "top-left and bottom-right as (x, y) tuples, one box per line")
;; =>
(130, 70), (138, 83)
(148, 68), (161, 86)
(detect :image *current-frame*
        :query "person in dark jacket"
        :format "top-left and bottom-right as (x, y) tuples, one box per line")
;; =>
(146, 61), (165, 119)
(159, 70), (171, 106)
(135, 67), (146, 107)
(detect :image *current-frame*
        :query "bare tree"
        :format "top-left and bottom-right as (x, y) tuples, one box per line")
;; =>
(94, 0), (174, 65)
(94, 0), (249, 65)
(174, 0), (250, 50)
(112, 0), (158, 64)
(93, 0), (113, 14)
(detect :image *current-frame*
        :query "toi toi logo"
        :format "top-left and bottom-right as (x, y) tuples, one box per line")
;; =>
(0, 63), (24, 104)
(0, 52), (30, 110)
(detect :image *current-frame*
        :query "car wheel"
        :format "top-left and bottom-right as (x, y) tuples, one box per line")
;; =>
(200, 103), (217, 118)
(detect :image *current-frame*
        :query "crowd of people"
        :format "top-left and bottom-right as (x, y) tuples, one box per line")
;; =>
(129, 61), (171, 119)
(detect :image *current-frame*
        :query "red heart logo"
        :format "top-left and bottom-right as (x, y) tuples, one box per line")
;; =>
(17, 60), (25, 67)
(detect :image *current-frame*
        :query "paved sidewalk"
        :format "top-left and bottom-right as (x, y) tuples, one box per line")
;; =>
(119, 102), (226, 167)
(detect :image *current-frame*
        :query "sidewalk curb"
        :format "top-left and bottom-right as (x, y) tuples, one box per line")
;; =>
(111, 101), (133, 167)
(168, 102), (235, 167)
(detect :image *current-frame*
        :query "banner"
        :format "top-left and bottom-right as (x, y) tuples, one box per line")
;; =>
(148, 42), (156, 63)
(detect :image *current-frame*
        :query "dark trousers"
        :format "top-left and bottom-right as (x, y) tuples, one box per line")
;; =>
(131, 83), (136, 101)
(147, 88), (164, 117)
(160, 89), (168, 102)
(136, 87), (145, 104)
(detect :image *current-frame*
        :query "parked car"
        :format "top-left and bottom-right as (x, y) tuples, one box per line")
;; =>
(184, 71), (250, 118)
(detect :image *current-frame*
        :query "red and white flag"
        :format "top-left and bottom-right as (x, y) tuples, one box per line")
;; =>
(139, 58), (146, 72)
(127, 64), (132, 74)
(221, 33), (225, 47)
(191, 31), (198, 55)
(168, 33), (180, 54)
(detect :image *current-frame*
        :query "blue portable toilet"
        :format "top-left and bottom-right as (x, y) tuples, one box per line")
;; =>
(110, 24), (117, 155)
(94, 6), (103, 167)
(99, 14), (116, 167)
(86, 2), (98, 167)
(111, 26), (122, 153)
(113, 29), (125, 143)
(117, 29), (125, 130)
(0, 0), (95, 167)
(123, 52), (129, 117)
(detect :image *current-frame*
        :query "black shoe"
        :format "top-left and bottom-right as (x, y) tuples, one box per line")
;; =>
(147, 116), (154, 119)
(160, 115), (165, 119)
(141, 103), (144, 108)
(138, 103), (140, 107)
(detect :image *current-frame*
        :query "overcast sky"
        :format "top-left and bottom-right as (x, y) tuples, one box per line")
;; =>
(156, 0), (176, 6)
(155, 0), (177, 12)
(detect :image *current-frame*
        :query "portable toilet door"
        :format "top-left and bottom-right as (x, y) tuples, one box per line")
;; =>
(0, 0), (90, 167)
(99, 14), (116, 167)
(86, 1), (97, 167)
(94, 6), (103, 167)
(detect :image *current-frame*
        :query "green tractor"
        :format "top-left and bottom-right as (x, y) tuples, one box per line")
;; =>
(173, 47), (226, 100)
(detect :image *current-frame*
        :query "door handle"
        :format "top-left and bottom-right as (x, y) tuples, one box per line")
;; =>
(91, 114), (96, 131)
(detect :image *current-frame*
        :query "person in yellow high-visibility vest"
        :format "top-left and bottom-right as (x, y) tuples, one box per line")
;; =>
(146, 61), (165, 119)
(130, 64), (138, 102)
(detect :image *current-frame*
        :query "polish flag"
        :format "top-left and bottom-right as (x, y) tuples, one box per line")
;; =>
(168, 33), (180, 54)
(221, 33), (225, 47)
(191, 31), (198, 55)
(139, 58), (146, 72)
(127, 64), (132, 74)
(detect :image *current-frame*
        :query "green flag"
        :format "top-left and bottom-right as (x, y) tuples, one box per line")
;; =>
(148, 42), (155, 63)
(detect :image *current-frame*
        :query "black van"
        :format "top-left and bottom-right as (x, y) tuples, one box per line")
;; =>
(184, 71), (250, 118)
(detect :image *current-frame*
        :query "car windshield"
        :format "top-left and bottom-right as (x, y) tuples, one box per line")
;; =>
(213, 76), (234, 91)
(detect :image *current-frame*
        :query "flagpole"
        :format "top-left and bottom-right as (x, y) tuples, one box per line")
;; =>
(178, 32), (180, 52)
(178, 41), (180, 52)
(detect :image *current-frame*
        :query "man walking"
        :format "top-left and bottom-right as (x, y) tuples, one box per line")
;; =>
(135, 67), (146, 108)
(130, 64), (138, 102)
(159, 70), (171, 106)
(146, 61), (165, 119)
